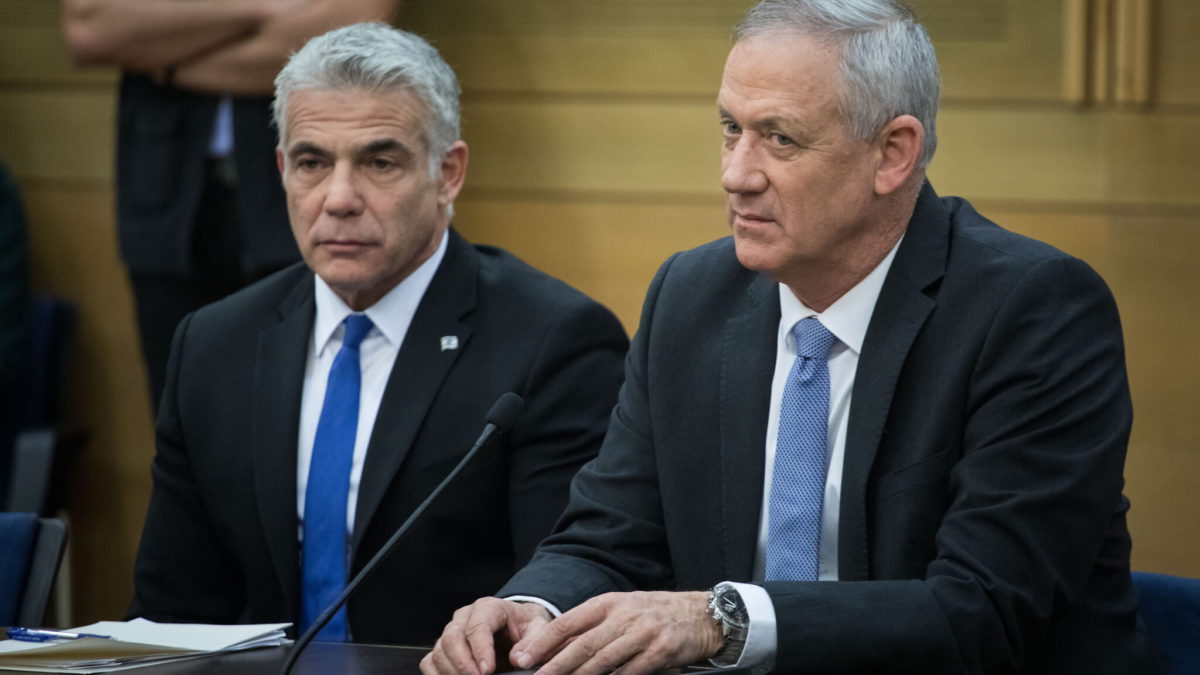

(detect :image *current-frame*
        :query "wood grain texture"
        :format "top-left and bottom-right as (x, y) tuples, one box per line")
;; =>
(1155, 0), (1200, 107)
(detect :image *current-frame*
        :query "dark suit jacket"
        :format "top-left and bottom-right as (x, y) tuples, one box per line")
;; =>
(131, 229), (628, 645)
(500, 185), (1160, 674)
(116, 75), (298, 276)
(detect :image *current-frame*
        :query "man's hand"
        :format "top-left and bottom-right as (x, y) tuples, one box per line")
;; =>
(510, 591), (722, 675)
(421, 598), (553, 675)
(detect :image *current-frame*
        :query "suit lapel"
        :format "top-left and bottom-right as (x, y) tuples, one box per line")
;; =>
(351, 230), (477, 551)
(251, 276), (315, 617)
(718, 271), (780, 581)
(837, 183), (948, 581)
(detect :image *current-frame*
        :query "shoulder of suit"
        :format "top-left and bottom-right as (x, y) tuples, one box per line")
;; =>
(189, 262), (312, 326)
(941, 195), (1078, 267)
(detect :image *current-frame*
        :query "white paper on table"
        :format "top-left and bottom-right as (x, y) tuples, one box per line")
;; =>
(0, 618), (291, 673)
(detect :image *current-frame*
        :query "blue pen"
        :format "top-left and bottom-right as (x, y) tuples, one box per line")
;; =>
(6, 628), (113, 642)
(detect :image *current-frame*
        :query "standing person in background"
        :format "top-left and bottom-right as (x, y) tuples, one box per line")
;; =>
(61, 0), (402, 410)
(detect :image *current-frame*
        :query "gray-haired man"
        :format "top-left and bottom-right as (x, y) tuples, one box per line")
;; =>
(130, 23), (628, 645)
(423, 1), (1160, 673)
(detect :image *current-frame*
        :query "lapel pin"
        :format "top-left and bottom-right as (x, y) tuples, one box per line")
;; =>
(440, 335), (459, 352)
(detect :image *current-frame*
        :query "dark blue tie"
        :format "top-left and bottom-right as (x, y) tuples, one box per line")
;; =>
(301, 314), (373, 640)
(765, 317), (837, 581)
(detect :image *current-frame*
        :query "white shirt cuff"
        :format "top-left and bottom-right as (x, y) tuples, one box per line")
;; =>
(710, 581), (776, 673)
(503, 595), (562, 618)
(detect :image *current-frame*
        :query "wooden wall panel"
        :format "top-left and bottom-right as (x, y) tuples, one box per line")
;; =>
(0, 26), (116, 86)
(1156, 0), (1200, 107)
(930, 109), (1200, 207)
(433, 36), (728, 97)
(455, 197), (725, 331)
(915, 0), (1066, 102)
(463, 99), (717, 196)
(0, 91), (114, 181)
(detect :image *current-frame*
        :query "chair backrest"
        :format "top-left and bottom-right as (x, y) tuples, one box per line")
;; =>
(0, 513), (67, 626)
(19, 517), (68, 627)
(20, 295), (77, 429)
(3, 294), (83, 515)
(5, 430), (56, 513)
(0, 512), (38, 624)
(1133, 571), (1200, 675)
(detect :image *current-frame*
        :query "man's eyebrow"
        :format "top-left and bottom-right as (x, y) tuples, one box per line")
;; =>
(360, 138), (413, 159)
(286, 141), (328, 159)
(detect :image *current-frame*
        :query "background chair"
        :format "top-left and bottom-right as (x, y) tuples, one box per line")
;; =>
(1133, 571), (1200, 675)
(0, 513), (68, 626)
(4, 294), (86, 515)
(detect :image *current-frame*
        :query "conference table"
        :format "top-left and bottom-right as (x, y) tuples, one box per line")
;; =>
(1, 641), (430, 674)
(0, 642), (741, 674)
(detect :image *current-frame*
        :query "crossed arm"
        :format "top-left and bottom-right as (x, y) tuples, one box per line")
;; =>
(60, 0), (400, 95)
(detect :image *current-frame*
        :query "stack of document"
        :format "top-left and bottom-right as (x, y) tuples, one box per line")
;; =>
(0, 618), (290, 673)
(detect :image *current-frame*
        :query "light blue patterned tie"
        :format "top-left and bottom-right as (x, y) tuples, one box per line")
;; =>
(765, 317), (837, 581)
(301, 314), (373, 641)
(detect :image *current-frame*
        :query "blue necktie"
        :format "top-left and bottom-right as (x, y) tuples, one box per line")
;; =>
(301, 314), (373, 640)
(765, 317), (837, 582)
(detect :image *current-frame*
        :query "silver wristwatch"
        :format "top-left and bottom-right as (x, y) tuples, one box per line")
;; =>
(707, 582), (750, 666)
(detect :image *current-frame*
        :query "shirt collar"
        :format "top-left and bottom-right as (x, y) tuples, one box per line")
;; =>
(777, 235), (904, 356)
(312, 229), (450, 357)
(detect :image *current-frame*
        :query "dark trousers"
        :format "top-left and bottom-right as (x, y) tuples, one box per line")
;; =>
(130, 173), (289, 412)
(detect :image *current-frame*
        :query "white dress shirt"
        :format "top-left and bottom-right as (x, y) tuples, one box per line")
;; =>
(727, 238), (902, 671)
(295, 231), (448, 537)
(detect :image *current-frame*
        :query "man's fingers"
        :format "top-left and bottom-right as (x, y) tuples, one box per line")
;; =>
(434, 600), (507, 675)
(518, 615), (624, 675)
(512, 595), (610, 668)
(548, 632), (642, 675)
(438, 620), (484, 675)
(463, 605), (510, 674)
(425, 637), (466, 675)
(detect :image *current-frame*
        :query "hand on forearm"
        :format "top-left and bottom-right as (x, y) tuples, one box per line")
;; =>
(510, 591), (722, 675)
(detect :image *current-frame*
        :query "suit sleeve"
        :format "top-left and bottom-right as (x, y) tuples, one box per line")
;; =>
(499, 255), (682, 607)
(128, 312), (247, 622)
(764, 256), (1135, 674)
(503, 293), (630, 566)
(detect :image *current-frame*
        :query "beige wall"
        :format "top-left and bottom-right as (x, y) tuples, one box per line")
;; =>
(0, 0), (1195, 624)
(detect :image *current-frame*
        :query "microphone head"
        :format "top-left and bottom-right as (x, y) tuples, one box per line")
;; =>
(486, 392), (524, 433)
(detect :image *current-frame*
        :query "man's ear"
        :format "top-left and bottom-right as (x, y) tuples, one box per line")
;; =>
(437, 140), (469, 205)
(276, 146), (286, 180)
(873, 115), (924, 195)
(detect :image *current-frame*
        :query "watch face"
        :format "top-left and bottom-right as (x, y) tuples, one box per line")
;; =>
(715, 585), (750, 627)
(718, 594), (739, 614)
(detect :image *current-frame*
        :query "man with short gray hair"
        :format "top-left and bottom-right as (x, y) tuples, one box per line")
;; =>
(423, 1), (1160, 673)
(130, 22), (628, 645)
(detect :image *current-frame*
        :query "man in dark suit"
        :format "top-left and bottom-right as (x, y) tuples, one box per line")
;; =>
(129, 23), (628, 645)
(423, 1), (1161, 674)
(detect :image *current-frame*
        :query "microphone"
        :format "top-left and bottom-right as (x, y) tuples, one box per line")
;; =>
(280, 392), (525, 675)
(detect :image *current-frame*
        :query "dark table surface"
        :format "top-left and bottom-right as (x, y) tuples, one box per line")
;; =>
(1, 641), (430, 674)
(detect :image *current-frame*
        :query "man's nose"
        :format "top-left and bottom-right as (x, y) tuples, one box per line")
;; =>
(324, 163), (364, 216)
(721, 139), (768, 195)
